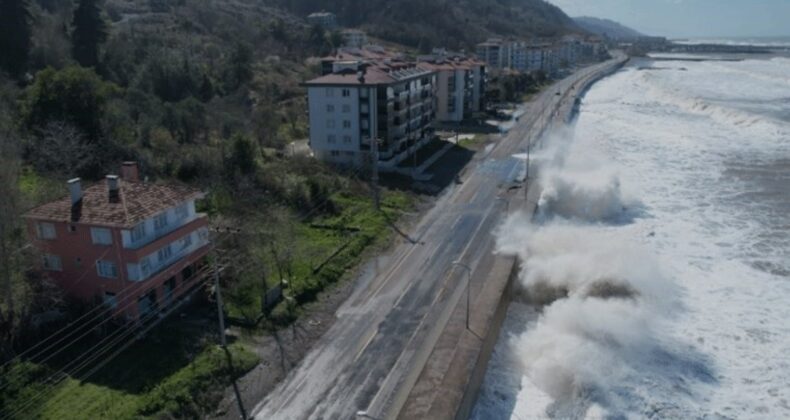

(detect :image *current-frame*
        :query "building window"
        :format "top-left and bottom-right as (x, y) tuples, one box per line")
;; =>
(104, 292), (118, 309)
(140, 257), (152, 278)
(342, 89), (351, 97)
(325, 88), (334, 97)
(154, 213), (168, 231)
(342, 120), (351, 129)
(157, 245), (172, 264)
(131, 223), (146, 242)
(328, 134), (336, 144)
(345, 151), (355, 157)
(68, 224), (77, 233)
(91, 227), (113, 245)
(175, 203), (189, 220)
(342, 104), (351, 113)
(97, 260), (118, 278)
(179, 234), (193, 251)
(42, 254), (62, 271)
(36, 222), (56, 240)
(343, 135), (352, 144)
(326, 119), (336, 129)
(330, 150), (340, 157)
(327, 104), (335, 112)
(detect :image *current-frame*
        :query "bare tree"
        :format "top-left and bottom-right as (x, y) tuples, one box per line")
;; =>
(31, 120), (94, 177)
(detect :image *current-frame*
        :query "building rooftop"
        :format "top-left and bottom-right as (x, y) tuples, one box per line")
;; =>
(305, 62), (434, 86)
(24, 180), (204, 228)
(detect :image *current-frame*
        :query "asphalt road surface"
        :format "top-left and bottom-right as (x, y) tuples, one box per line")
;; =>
(251, 55), (627, 420)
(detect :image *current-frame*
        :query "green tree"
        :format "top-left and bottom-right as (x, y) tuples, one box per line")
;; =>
(229, 133), (257, 176)
(0, 0), (32, 78)
(22, 65), (118, 143)
(71, 0), (107, 68)
(225, 42), (253, 91)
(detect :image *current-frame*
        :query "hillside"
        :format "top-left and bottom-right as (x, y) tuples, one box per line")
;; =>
(278, 0), (581, 50)
(574, 16), (643, 40)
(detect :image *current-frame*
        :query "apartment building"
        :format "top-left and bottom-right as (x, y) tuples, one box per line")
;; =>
(476, 39), (509, 69)
(508, 42), (546, 73)
(307, 11), (337, 29)
(24, 162), (210, 321)
(304, 61), (437, 168)
(341, 29), (369, 48)
(418, 57), (486, 122)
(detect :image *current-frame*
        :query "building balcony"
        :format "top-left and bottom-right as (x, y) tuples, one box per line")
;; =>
(125, 225), (210, 282)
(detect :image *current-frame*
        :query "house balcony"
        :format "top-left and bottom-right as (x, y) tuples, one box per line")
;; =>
(122, 216), (209, 263)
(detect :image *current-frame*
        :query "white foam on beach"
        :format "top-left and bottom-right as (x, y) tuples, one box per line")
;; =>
(473, 56), (790, 419)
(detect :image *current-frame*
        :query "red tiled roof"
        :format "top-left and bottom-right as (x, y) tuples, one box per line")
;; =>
(24, 181), (204, 228)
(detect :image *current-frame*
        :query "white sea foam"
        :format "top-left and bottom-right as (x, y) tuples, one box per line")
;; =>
(473, 55), (790, 420)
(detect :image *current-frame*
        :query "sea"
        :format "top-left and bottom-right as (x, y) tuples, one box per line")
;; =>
(471, 52), (790, 419)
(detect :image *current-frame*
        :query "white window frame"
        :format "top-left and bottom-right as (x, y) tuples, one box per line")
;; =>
(36, 222), (56, 240)
(90, 227), (113, 245)
(342, 120), (351, 129)
(154, 212), (168, 231)
(42, 254), (62, 271)
(131, 222), (146, 242)
(97, 260), (118, 278)
(157, 245), (172, 264)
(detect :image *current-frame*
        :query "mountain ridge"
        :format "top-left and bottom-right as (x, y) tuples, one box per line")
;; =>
(574, 16), (644, 40)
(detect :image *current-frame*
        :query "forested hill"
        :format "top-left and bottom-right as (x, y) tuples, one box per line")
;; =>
(574, 16), (644, 40)
(277, 0), (581, 50)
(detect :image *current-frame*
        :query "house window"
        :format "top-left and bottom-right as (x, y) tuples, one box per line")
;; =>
(342, 120), (351, 129)
(326, 119), (336, 129)
(342, 89), (351, 97)
(140, 257), (152, 278)
(198, 228), (209, 243)
(342, 104), (351, 113)
(154, 213), (168, 231)
(36, 222), (56, 240)
(157, 245), (172, 264)
(179, 234), (193, 251)
(343, 135), (352, 144)
(91, 227), (113, 245)
(131, 222), (146, 242)
(330, 150), (340, 157)
(97, 260), (118, 278)
(42, 254), (62, 271)
(68, 224), (77, 233)
(325, 88), (334, 97)
(175, 203), (189, 220)
(328, 134), (336, 144)
(327, 104), (335, 112)
(104, 292), (118, 309)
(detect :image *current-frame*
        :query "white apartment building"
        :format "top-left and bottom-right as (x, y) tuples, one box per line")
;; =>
(341, 29), (368, 48)
(418, 58), (487, 122)
(305, 62), (437, 168)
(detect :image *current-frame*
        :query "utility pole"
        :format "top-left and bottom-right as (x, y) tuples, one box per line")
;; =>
(213, 246), (226, 347)
(525, 137), (531, 199)
(371, 137), (380, 210)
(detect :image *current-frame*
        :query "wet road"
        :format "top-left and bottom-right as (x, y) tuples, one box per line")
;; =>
(251, 56), (626, 420)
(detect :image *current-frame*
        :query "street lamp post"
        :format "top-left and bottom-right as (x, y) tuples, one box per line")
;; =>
(452, 261), (473, 331)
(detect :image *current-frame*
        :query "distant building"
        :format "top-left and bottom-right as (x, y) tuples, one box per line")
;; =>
(24, 162), (210, 321)
(341, 29), (368, 48)
(418, 57), (487, 122)
(320, 45), (404, 75)
(476, 39), (509, 69)
(307, 11), (337, 29)
(304, 61), (437, 169)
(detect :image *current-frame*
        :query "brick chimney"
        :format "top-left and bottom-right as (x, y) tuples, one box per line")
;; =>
(121, 161), (139, 182)
(106, 175), (120, 203)
(68, 178), (82, 205)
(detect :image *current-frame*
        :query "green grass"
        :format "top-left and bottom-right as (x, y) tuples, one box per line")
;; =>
(0, 342), (258, 420)
(458, 135), (488, 149)
(224, 188), (415, 323)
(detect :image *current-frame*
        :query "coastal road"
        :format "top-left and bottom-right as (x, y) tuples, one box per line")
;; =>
(251, 55), (627, 420)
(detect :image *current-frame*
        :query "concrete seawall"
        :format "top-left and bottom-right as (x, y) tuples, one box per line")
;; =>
(395, 56), (629, 420)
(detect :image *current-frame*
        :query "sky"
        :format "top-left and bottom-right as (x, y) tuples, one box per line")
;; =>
(546, 0), (790, 38)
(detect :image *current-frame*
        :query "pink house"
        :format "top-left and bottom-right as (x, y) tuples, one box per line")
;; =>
(23, 162), (211, 321)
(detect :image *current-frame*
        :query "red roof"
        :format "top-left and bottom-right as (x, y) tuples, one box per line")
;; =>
(24, 180), (204, 228)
